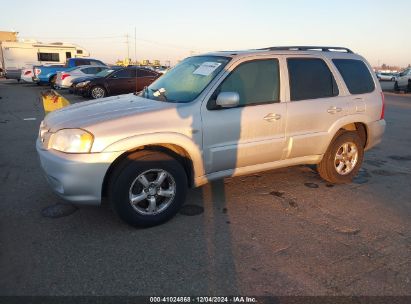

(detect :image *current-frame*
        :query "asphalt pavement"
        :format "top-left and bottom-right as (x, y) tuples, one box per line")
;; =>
(0, 79), (410, 296)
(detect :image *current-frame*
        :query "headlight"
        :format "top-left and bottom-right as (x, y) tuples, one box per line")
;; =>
(76, 80), (90, 87)
(49, 129), (94, 153)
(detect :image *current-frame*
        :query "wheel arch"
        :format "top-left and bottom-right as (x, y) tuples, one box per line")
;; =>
(338, 122), (368, 148)
(101, 143), (196, 201)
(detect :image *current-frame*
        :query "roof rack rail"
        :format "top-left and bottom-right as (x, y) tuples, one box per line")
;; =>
(259, 46), (354, 53)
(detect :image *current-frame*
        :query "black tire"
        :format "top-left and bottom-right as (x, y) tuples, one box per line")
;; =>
(90, 85), (106, 99)
(406, 81), (411, 93)
(49, 75), (57, 89)
(391, 77), (395, 82)
(394, 81), (399, 92)
(317, 131), (364, 184)
(108, 151), (188, 227)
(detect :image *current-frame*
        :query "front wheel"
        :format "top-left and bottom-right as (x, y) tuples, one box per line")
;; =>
(394, 81), (399, 92)
(317, 131), (364, 184)
(108, 151), (188, 227)
(90, 85), (106, 99)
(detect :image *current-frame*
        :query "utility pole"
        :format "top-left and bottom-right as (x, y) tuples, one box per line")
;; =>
(126, 33), (130, 64)
(134, 27), (137, 65)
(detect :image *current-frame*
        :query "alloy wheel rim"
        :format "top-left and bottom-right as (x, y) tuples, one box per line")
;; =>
(92, 87), (105, 98)
(128, 169), (176, 215)
(334, 142), (359, 175)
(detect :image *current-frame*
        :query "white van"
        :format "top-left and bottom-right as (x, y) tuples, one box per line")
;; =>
(0, 41), (90, 81)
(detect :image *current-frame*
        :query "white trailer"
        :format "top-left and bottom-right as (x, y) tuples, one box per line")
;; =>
(0, 41), (90, 81)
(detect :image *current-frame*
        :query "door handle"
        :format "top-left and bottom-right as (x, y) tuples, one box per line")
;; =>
(263, 113), (281, 122)
(327, 106), (342, 114)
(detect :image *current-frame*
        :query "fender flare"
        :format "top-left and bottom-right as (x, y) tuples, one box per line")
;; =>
(102, 132), (205, 178)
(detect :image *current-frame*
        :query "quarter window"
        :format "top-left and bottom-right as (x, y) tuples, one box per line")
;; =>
(333, 59), (375, 94)
(287, 58), (339, 101)
(138, 69), (158, 77)
(217, 59), (280, 107)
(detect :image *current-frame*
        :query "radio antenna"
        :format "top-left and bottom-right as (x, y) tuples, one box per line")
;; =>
(134, 26), (138, 94)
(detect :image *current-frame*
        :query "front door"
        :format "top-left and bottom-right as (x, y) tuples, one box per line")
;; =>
(201, 58), (286, 175)
(136, 69), (160, 92)
(107, 69), (135, 95)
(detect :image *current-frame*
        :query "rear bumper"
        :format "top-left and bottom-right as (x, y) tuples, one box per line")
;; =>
(365, 119), (386, 151)
(5, 69), (21, 80)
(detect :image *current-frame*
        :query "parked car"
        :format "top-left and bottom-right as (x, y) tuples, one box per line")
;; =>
(394, 68), (411, 93)
(55, 65), (109, 89)
(376, 72), (396, 81)
(153, 66), (170, 74)
(33, 58), (106, 86)
(36, 46), (385, 227)
(72, 66), (160, 99)
(21, 64), (64, 83)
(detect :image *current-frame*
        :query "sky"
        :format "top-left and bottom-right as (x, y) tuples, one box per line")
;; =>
(1, 0), (410, 67)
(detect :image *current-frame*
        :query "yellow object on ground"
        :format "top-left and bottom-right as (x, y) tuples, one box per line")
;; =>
(41, 90), (71, 115)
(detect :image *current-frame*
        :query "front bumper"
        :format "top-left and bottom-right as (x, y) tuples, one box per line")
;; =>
(36, 139), (123, 205)
(73, 84), (91, 96)
(365, 119), (386, 151)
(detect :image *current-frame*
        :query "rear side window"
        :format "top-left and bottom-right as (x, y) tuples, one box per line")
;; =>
(332, 59), (375, 94)
(113, 69), (135, 78)
(90, 60), (104, 66)
(287, 58), (339, 101)
(137, 69), (158, 77)
(82, 67), (99, 74)
(75, 59), (91, 66)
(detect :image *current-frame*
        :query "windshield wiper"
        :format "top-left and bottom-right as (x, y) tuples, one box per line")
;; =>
(151, 88), (169, 102)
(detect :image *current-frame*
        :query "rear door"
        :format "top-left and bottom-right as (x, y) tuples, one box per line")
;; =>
(284, 57), (353, 159)
(332, 58), (379, 119)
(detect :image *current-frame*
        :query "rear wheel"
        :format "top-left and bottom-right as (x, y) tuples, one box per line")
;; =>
(108, 151), (188, 227)
(49, 75), (57, 89)
(317, 131), (364, 184)
(90, 85), (106, 99)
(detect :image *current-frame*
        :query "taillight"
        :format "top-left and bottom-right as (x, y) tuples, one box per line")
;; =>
(61, 73), (70, 80)
(380, 92), (385, 120)
(35, 68), (41, 75)
(24, 70), (32, 76)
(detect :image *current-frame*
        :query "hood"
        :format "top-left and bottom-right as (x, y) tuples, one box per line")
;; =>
(44, 94), (175, 131)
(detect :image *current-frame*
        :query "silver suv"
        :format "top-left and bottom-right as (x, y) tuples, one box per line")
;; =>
(37, 46), (386, 227)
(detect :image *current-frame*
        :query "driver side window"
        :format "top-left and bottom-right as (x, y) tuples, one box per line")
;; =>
(214, 59), (280, 108)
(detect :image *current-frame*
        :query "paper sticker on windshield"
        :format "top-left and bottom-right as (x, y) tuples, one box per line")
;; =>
(193, 62), (222, 76)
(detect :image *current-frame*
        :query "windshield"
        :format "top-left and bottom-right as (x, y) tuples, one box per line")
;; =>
(95, 69), (115, 77)
(142, 56), (230, 103)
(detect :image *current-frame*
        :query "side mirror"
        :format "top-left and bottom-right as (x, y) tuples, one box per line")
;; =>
(216, 92), (240, 108)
